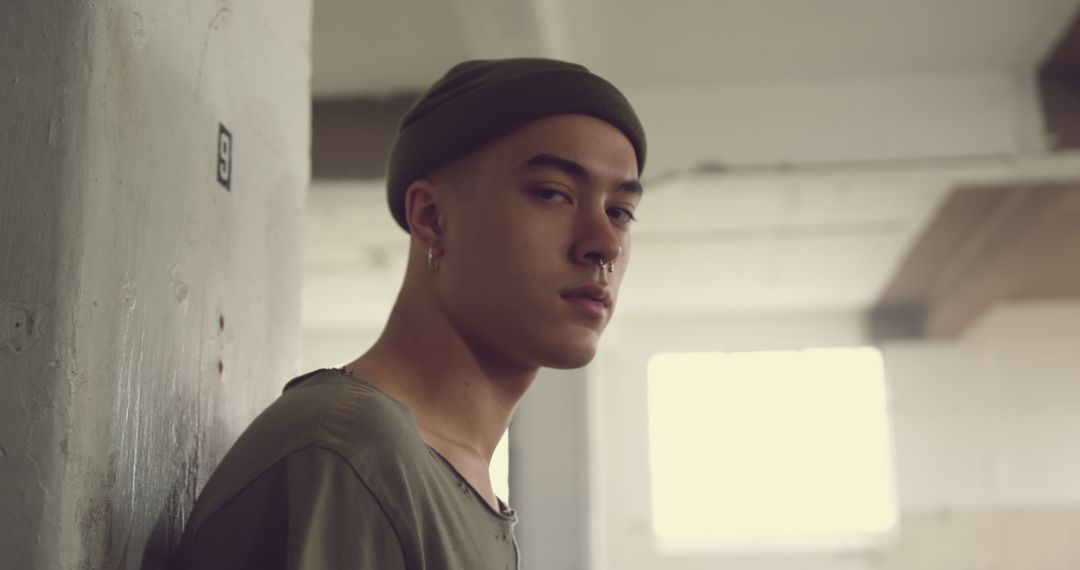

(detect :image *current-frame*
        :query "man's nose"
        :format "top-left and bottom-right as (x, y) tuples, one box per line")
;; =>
(571, 207), (621, 270)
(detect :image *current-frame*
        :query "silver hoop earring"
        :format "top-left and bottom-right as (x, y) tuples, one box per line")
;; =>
(427, 247), (439, 271)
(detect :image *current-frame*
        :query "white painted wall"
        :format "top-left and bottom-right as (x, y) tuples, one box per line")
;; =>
(886, 302), (1080, 510)
(585, 301), (1080, 570)
(301, 327), (382, 372)
(877, 301), (1080, 568)
(0, 2), (311, 567)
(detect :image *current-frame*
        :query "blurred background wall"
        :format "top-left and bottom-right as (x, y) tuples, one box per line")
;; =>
(0, 2), (310, 567)
(303, 1), (1080, 569)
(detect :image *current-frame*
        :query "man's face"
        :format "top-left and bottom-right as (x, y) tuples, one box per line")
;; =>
(435, 114), (641, 370)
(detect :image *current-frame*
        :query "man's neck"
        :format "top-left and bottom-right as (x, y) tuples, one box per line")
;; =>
(344, 299), (537, 468)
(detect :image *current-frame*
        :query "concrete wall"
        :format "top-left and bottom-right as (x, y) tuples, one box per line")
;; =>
(584, 301), (1080, 570)
(0, 2), (311, 568)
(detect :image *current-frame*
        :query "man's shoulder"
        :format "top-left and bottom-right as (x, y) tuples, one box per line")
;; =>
(175, 369), (421, 568)
(189, 369), (429, 522)
(231, 368), (425, 475)
(277, 368), (419, 442)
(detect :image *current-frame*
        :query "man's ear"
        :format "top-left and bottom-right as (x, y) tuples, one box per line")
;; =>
(403, 179), (445, 245)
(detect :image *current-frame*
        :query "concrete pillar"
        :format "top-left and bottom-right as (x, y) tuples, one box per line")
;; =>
(0, 2), (311, 567)
(510, 366), (594, 570)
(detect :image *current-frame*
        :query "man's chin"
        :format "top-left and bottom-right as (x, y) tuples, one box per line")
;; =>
(536, 338), (600, 370)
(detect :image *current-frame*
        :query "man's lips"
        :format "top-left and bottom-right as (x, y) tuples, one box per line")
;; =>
(560, 284), (612, 318)
(560, 284), (612, 306)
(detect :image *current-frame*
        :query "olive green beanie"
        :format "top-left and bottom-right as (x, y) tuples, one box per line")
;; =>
(385, 58), (647, 232)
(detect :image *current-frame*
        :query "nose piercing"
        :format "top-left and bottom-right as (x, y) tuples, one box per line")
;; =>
(597, 257), (614, 273)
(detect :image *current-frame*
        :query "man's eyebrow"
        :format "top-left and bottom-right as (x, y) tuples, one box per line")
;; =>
(618, 179), (644, 197)
(523, 153), (590, 179)
(522, 153), (643, 197)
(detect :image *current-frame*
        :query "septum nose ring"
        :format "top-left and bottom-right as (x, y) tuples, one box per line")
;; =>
(597, 257), (615, 273)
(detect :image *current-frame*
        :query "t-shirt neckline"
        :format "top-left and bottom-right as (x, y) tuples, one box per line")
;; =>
(330, 367), (518, 522)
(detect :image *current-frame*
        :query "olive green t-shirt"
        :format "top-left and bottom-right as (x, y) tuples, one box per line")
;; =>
(175, 368), (519, 569)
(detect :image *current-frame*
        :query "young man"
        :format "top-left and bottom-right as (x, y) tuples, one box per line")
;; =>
(175, 58), (646, 569)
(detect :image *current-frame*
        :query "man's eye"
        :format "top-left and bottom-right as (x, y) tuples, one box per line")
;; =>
(608, 207), (637, 224)
(534, 188), (571, 204)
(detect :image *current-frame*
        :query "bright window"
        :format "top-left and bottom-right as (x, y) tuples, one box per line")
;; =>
(646, 347), (897, 551)
(492, 429), (510, 503)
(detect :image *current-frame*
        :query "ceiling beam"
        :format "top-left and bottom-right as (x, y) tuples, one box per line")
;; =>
(869, 184), (1080, 341)
(311, 94), (417, 179)
(1038, 8), (1080, 149)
